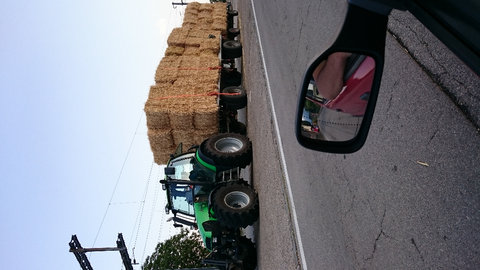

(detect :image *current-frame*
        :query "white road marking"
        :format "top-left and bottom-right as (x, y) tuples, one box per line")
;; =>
(249, 1), (308, 269)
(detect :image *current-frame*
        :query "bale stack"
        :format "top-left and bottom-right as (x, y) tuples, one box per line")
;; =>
(145, 2), (228, 164)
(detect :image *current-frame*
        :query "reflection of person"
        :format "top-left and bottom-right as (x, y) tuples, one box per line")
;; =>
(312, 52), (352, 100)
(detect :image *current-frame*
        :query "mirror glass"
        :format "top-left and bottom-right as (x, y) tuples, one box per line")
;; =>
(300, 52), (376, 142)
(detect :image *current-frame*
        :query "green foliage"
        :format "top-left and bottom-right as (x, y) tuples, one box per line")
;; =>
(304, 99), (320, 113)
(142, 229), (210, 270)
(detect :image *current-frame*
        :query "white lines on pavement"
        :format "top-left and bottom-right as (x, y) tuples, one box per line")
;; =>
(249, 1), (307, 269)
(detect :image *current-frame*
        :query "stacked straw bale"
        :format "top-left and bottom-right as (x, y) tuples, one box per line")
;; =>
(145, 2), (228, 164)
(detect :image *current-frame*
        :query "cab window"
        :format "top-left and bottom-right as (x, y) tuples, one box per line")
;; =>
(169, 183), (195, 216)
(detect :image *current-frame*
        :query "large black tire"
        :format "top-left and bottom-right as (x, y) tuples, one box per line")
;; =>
(221, 86), (247, 110)
(220, 69), (242, 89)
(203, 133), (252, 168)
(222, 40), (242, 59)
(235, 236), (257, 270)
(228, 10), (239, 17)
(227, 236), (257, 270)
(228, 27), (240, 39)
(229, 120), (247, 135)
(212, 181), (259, 229)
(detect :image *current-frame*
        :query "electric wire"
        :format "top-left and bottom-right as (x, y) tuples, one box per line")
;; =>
(140, 167), (162, 263)
(129, 160), (154, 252)
(92, 112), (144, 249)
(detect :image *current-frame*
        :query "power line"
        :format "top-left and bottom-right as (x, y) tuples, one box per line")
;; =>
(141, 166), (163, 262)
(129, 160), (154, 253)
(92, 112), (144, 248)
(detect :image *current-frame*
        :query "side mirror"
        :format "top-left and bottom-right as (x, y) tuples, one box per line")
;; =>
(296, 3), (389, 153)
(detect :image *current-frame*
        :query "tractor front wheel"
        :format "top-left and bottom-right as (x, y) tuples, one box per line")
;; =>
(212, 181), (259, 229)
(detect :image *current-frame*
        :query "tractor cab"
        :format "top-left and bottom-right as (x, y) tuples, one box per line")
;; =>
(161, 145), (217, 244)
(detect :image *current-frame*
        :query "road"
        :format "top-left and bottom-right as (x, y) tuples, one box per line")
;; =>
(235, 0), (480, 269)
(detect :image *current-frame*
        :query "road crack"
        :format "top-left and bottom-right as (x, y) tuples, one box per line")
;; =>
(410, 238), (425, 262)
(365, 208), (389, 262)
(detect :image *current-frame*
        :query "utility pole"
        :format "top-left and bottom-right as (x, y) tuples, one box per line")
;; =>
(172, 0), (188, 8)
(69, 233), (135, 270)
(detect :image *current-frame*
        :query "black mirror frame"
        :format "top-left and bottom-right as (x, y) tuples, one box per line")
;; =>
(296, 3), (389, 153)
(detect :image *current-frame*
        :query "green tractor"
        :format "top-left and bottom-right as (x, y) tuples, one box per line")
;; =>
(161, 132), (259, 270)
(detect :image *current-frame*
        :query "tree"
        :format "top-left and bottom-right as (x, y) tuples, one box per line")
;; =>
(142, 229), (210, 270)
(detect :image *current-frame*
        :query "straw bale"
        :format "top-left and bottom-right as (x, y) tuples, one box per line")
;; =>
(152, 146), (176, 165)
(199, 35), (220, 53)
(194, 129), (218, 145)
(182, 46), (200, 56)
(169, 105), (194, 130)
(197, 69), (220, 85)
(197, 17), (214, 26)
(188, 29), (221, 39)
(148, 84), (165, 99)
(172, 129), (196, 147)
(198, 11), (213, 20)
(176, 57), (201, 79)
(182, 22), (197, 29)
(213, 15), (227, 24)
(164, 46), (185, 56)
(155, 56), (181, 84)
(211, 23), (227, 32)
(185, 37), (203, 47)
(199, 49), (219, 59)
(194, 105), (219, 130)
(145, 1), (228, 165)
(145, 110), (170, 129)
(172, 80), (196, 94)
(179, 55), (201, 68)
(186, 2), (201, 12)
(199, 54), (220, 68)
(158, 55), (181, 67)
(155, 69), (177, 84)
(199, 3), (213, 12)
(183, 14), (198, 26)
(167, 28), (188, 47)
(199, 46), (219, 56)
(148, 128), (174, 149)
(212, 2), (227, 11)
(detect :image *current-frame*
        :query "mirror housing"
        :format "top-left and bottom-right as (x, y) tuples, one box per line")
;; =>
(296, 3), (388, 153)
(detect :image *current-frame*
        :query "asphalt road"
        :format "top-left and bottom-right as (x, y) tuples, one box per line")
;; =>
(235, 0), (480, 269)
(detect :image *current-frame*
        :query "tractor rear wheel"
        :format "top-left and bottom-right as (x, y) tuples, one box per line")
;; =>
(203, 133), (252, 168)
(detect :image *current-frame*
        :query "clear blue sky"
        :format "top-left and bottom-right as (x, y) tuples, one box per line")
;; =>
(0, 0), (208, 269)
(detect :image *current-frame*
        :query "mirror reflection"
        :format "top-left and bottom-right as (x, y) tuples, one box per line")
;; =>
(301, 52), (375, 142)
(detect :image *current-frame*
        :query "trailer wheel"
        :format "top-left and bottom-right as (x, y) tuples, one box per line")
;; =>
(212, 182), (259, 229)
(228, 27), (240, 39)
(228, 10), (239, 17)
(222, 40), (242, 59)
(229, 120), (247, 135)
(220, 69), (242, 89)
(203, 133), (252, 168)
(221, 86), (247, 110)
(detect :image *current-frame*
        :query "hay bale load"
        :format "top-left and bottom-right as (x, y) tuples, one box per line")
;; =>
(145, 2), (228, 164)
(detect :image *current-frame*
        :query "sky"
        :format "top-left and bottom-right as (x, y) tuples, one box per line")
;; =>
(0, 0), (209, 269)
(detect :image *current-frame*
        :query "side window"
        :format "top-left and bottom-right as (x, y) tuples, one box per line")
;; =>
(169, 183), (195, 216)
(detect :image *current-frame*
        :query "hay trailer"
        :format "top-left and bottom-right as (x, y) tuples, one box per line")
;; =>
(145, 2), (258, 270)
